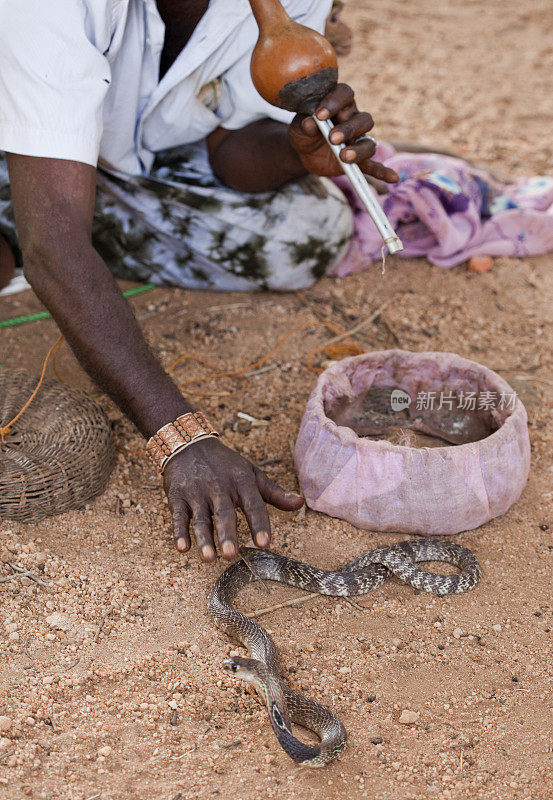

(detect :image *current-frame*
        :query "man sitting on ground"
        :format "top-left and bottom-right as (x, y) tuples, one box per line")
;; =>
(0, 0), (398, 562)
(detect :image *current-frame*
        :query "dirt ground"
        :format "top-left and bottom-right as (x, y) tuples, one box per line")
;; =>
(1, 0), (553, 798)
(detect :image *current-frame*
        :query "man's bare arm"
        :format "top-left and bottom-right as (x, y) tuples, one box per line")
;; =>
(8, 155), (191, 435)
(7, 154), (302, 559)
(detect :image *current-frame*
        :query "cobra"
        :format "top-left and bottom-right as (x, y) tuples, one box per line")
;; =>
(208, 538), (481, 767)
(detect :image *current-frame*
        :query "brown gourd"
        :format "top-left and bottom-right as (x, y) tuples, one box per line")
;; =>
(248, 0), (338, 114)
(246, 0), (404, 255)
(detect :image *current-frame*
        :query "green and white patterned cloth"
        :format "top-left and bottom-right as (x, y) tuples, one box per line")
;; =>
(0, 143), (352, 292)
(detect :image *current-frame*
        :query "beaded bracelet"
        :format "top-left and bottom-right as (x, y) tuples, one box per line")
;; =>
(145, 412), (219, 473)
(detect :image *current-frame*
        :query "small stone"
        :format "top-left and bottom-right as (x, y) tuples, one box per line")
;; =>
(8, 631), (19, 642)
(0, 549), (11, 564)
(453, 627), (463, 639)
(398, 709), (419, 725)
(367, 695), (377, 703)
(391, 637), (402, 648)
(0, 716), (12, 733)
(371, 737), (383, 745)
(4, 623), (17, 633)
(492, 624), (502, 632)
(25, 717), (36, 726)
(468, 255), (493, 273)
(45, 612), (71, 631)
(97, 746), (112, 758)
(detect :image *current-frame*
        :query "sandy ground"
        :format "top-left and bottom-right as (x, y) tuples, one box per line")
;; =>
(1, 0), (553, 798)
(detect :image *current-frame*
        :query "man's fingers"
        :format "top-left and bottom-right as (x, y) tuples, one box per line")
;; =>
(299, 115), (320, 138)
(362, 160), (400, 183)
(333, 101), (359, 125)
(315, 83), (355, 120)
(330, 112), (374, 146)
(169, 497), (191, 553)
(212, 495), (239, 560)
(191, 505), (216, 562)
(255, 468), (304, 512)
(238, 484), (272, 549)
(340, 138), (377, 165)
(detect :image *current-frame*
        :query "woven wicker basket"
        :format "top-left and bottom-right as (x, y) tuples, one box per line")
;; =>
(0, 370), (115, 522)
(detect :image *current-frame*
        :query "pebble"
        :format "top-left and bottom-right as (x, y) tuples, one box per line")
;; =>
(398, 709), (419, 725)
(45, 612), (72, 631)
(492, 624), (502, 632)
(453, 627), (463, 639)
(468, 255), (494, 273)
(0, 716), (12, 733)
(97, 746), (112, 758)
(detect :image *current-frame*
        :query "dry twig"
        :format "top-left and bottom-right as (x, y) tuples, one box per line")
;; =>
(249, 591), (320, 619)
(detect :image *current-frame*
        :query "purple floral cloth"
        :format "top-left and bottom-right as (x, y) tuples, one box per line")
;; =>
(332, 142), (553, 275)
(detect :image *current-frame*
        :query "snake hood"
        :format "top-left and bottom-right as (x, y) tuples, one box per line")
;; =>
(223, 656), (347, 767)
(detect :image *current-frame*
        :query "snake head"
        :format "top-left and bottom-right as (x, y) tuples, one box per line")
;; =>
(222, 657), (268, 695)
(222, 656), (255, 676)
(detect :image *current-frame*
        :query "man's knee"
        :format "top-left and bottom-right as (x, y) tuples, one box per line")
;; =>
(263, 176), (353, 290)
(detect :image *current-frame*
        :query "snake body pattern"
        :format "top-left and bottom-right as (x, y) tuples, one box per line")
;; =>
(208, 539), (481, 767)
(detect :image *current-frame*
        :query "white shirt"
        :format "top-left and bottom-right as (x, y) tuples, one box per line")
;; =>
(0, 0), (331, 175)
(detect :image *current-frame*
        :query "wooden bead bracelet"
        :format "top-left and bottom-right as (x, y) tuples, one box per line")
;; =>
(145, 412), (219, 473)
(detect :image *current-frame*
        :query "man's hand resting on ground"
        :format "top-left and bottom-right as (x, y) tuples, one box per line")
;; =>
(164, 437), (303, 562)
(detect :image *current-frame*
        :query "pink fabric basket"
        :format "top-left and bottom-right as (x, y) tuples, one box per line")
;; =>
(294, 350), (530, 535)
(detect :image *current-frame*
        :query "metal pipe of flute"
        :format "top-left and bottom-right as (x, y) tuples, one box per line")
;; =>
(313, 116), (403, 256)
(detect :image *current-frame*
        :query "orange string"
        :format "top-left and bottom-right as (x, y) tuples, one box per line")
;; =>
(0, 318), (364, 439)
(0, 335), (63, 444)
(168, 320), (363, 399)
